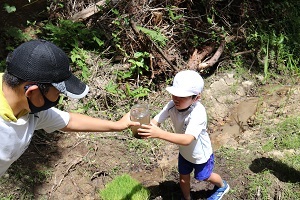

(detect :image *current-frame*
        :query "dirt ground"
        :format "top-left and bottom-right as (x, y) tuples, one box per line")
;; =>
(3, 68), (300, 200)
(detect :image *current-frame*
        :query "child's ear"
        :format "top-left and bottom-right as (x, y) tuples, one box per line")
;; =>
(195, 94), (201, 100)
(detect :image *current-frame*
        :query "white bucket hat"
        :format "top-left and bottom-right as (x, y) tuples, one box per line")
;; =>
(166, 70), (204, 97)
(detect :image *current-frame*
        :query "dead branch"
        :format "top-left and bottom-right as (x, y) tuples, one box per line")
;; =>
(148, 53), (155, 86)
(188, 45), (214, 70)
(232, 50), (255, 56)
(50, 157), (84, 196)
(191, 35), (244, 71)
(69, 0), (106, 22)
(197, 40), (226, 71)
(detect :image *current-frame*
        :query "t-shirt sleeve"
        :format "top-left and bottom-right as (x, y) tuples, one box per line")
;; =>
(35, 107), (70, 133)
(185, 104), (207, 139)
(153, 101), (174, 123)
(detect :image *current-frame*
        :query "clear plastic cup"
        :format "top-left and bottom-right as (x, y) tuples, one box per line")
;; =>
(130, 104), (150, 139)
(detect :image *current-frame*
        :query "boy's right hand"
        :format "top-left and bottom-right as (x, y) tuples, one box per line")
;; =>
(137, 123), (163, 139)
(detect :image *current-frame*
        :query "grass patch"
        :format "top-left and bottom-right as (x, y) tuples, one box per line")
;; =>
(264, 116), (300, 150)
(246, 115), (300, 199)
(246, 171), (273, 199)
(99, 174), (150, 200)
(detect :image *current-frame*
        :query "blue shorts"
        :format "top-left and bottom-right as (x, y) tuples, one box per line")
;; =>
(178, 153), (214, 181)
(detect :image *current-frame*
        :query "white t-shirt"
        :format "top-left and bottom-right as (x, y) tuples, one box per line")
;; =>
(0, 108), (70, 176)
(154, 100), (213, 164)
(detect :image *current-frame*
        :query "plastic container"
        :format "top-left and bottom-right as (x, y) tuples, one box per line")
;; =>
(130, 104), (150, 139)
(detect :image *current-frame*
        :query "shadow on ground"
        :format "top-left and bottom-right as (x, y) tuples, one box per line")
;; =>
(249, 157), (300, 183)
(3, 130), (63, 196)
(147, 180), (215, 200)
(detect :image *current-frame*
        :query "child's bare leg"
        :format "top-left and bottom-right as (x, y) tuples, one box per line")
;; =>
(180, 174), (191, 200)
(205, 172), (224, 188)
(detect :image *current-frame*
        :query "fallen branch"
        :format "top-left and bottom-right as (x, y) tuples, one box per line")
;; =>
(197, 40), (226, 71)
(50, 157), (83, 196)
(188, 45), (214, 70)
(49, 149), (91, 197)
(191, 35), (244, 71)
(232, 50), (255, 56)
(148, 53), (155, 86)
(69, 0), (106, 22)
(217, 49), (255, 63)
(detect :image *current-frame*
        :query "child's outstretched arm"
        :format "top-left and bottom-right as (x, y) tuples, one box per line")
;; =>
(138, 123), (194, 146)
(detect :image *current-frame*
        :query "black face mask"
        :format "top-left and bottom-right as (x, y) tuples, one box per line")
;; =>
(25, 85), (59, 114)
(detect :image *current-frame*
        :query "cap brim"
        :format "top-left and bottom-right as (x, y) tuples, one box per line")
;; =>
(52, 74), (89, 99)
(166, 86), (195, 97)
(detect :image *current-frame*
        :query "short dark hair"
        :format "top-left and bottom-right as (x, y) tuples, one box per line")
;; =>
(3, 70), (25, 88)
(3, 70), (52, 94)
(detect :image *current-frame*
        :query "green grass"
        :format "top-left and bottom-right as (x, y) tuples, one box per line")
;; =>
(243, 115), (300, 199)
(99, 174), (150, 200)
(0, 193), (14, 200)
(246, 171), (273, 199)
(264, 116), (300, 150)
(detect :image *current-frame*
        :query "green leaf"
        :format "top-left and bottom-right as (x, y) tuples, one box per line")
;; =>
(93, 36), (104, 47)
(136, 26), (168, 47)
(4, 4), (16, 13)
(134, 52), (144, 58)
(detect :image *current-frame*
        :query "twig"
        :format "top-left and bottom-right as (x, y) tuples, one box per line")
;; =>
(148, 53), (154, 86)
(90, 171), (109, 181)
(148, 8), (187, 12)
(49, 150), (90, 197)
(67, 138), (88, 153)
(232, 50), (255, 56)
(50, 157), (83, 196)
(22, 0), (40, 8)
(151, 147), (165, 180)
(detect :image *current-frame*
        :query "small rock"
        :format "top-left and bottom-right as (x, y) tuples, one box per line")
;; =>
(242, 81), (254, 89)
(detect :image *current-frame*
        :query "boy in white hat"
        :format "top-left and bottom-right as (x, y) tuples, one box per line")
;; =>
(138, 70), (229, 200)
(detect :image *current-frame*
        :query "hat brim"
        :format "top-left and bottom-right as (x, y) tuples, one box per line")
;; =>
(166, 86), (195, 97)
(52, 74), (89, 99)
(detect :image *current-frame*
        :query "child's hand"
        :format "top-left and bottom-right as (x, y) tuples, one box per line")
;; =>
(137, 123), (163, 139)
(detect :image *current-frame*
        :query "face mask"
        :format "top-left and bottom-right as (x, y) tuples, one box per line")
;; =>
(25, 85), (60, 114)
